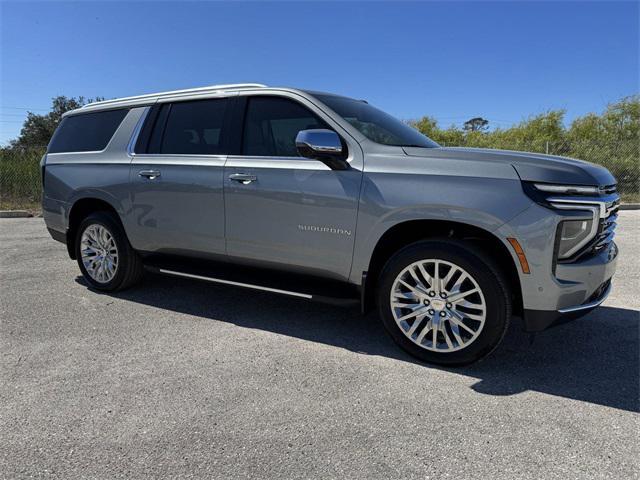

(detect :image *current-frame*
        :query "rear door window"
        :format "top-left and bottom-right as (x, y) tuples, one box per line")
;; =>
(48, 109), (129, 153)
(242, 96), (329, 157)
(159, 98), (230, 155)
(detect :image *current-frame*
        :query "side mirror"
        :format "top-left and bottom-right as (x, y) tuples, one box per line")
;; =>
(295, 129), (349, 170)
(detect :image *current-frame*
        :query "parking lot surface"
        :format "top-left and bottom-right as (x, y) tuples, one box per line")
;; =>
(1, 212), (638, 479)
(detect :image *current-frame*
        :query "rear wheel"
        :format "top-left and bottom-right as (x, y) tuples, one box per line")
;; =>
(75, 211), (143, 291)
(377, 240), (511, 366)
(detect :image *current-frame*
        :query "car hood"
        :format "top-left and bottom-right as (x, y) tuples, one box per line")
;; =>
(402, 146), (616, 186)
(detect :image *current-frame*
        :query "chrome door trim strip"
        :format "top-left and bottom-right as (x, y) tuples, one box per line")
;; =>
(224, 155), (333, 171)
(44, 160), (133, 165)
(130, 154), (227, 167)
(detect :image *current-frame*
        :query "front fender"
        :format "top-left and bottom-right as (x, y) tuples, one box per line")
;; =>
(349, 172), (532, 283)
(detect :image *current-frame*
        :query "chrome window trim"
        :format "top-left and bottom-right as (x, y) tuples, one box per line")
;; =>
(156, 91), (239, 105)
(46, 150), (107, 156)
(44, 159), (133, 165)
(126, 106), (151, 157)
(225, 155), (333, 171)
(130, 154), (227, 167)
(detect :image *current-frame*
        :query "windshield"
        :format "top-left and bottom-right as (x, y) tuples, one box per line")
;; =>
(313, 94), (439, 148)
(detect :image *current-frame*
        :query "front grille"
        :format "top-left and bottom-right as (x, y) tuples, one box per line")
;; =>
(555, 185), (620, 263)
(584, 195), (620, 258)
(599, 184), (617, 195)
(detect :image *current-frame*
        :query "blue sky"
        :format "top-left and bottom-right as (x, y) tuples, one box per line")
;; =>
(1, 1), (638, 145)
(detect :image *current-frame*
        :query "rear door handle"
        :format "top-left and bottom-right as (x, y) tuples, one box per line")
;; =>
(138, 170), (161, 180)
(229, 173), (257, 185)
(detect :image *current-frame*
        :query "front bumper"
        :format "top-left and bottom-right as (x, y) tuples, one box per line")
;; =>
(498, 200), (619, 331)
(523, 278), (612, 332)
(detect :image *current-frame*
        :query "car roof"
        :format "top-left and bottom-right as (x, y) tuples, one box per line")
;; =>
(65, 83), (270, 116)
(64, 84), (366, 117)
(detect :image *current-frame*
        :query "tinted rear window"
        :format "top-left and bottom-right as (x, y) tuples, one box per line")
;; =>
(48, 109), (128, 153)
(160, 98), (229, 155)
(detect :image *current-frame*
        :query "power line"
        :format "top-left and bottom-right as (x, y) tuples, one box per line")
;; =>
(0, 106), (49, 111)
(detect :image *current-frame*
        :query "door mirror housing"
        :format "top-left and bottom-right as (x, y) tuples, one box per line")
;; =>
(295, 129), (348, 170)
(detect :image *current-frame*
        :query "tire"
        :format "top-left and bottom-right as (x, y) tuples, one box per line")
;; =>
(75, 211), (144, 292)
(377, 240), (511, 366)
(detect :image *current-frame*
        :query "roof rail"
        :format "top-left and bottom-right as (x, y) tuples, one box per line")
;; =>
(81, 83), (267, 109)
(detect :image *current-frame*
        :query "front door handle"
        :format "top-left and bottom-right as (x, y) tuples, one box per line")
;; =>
(138, 169), (161, 180)
(229, 173), (257, 185)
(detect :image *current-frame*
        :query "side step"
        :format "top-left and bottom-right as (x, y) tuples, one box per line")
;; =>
(154, 268), (312, 299)
(142, 256), (360, 307)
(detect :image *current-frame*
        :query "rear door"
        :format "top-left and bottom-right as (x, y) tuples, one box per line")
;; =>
(223, 94), (363, 281)
(127, 96), (233, 256)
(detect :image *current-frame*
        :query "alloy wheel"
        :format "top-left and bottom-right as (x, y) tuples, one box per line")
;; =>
(80, 224), (119, 283)
(390, 259), (486, 352)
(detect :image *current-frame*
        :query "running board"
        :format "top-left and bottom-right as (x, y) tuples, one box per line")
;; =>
(142, 260), (359, 307)
(155, 268), (313, 299)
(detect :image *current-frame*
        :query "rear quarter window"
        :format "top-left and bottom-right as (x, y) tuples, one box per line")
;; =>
(48, 109), (129, 153)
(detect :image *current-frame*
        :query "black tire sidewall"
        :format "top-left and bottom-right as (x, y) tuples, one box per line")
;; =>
(75, 212), (131, 291)
(377, 240), (511, 366)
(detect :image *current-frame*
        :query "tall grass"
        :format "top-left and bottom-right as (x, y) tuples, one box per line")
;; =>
(0, 147), (45, 210)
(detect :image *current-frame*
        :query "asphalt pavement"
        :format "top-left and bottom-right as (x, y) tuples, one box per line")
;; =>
(1, 212), (638, 479)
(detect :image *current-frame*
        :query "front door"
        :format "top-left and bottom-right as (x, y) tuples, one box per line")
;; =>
(128, 97), (231, 256)
(224, 95), (362, 281)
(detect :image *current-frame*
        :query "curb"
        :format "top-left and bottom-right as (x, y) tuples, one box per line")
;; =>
(0, 210), (34, 218)
(619, 203), (640, 211)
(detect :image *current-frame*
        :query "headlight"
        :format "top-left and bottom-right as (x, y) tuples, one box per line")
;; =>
(522, 181), (601, 208)
(557, 219), (596, 259)
(522, 181), (604, 261)
(532, 183), (599, 195)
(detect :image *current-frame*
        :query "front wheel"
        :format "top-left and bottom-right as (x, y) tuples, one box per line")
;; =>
(377, 240), (511, 366)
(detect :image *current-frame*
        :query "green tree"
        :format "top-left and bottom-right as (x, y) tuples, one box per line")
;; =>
(569, 95), (639, 144)
(409, 116), (439, 138)
(463, 117), (489, 132)
(567, 95), (639, 193)
(409, 117), (465, 146)
(491, 110), (567, 152)
(11, 96), (103, 148)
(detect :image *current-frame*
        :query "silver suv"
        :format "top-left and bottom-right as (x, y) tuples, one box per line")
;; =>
(42, 83), (619, 365)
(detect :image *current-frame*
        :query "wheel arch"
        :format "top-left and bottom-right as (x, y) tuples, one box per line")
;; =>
(361, 219), (523, 317)
(66, 197), (123, 259)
